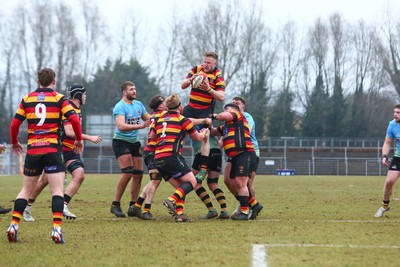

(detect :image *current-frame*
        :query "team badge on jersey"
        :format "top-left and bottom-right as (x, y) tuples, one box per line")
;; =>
(37, 93), (45, 101)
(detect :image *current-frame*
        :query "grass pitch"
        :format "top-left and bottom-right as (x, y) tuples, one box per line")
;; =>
(0, 174), (399, 267)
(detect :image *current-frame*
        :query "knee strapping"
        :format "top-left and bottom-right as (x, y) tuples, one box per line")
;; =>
(207, 178), (219, 184)
(67, 160), (84, 174)
(121, 166), (134, 174)
(121, 167), (144, 175)
(133, 169), (144, 175)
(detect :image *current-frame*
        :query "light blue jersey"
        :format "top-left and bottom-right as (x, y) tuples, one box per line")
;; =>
(386, 119), (400, 157)
(191, 135), (220, 155)
(244, 112), (260, 157)
(190, 125), (219, 155)
(113, 99), (148, 142)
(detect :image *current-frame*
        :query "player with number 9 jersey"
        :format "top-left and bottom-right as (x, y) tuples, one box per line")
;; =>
(10, 87), (82, 155)
(7, 68), (82, 245)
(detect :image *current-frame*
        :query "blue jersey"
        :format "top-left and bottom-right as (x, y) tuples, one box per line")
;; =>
(386, 119), (400, 157)
(113, 99), (148, 142)
(190, 124), (219, 154)
(191, 135), (220, 155)
(244, 112), (260, 157)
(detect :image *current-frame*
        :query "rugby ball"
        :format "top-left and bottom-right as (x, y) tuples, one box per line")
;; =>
(192, 73), (208, 88)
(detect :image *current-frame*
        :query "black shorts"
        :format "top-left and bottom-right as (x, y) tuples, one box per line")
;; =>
(229, 152), (252, 179)
(143, 151), (156, 171)
(154, 155), (191, 180)
(112, 139), (142, 159)
(183, 105), (213, 119)
(389, 157), (400, 171)
(192, 148), (222, 172)
(63, 150), (84, 172)
(63, 150), (82, 162)
(249, 152), (259, 173)
(24, 152), (65, 176)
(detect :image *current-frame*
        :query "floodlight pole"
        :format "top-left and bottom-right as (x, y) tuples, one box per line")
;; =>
(281, 137), (295, 169)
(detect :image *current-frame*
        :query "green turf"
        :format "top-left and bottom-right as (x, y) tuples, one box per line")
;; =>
(0, 174), (398, 266)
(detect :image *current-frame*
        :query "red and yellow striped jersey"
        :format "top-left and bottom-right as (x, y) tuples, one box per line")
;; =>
(154, 111), (197, 159)
(12, 88), (77, 154)
(144, 110), (166, 153)
(61, 101), (82, 151)
(186, 65), (225, 110)
(217, 109), (254, 158)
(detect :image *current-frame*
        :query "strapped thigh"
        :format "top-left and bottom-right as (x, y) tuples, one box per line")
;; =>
(67, 160), (84, 174)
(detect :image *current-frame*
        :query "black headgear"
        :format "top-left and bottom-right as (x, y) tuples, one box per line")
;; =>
(223, 103), (240, 110)
(68, 84), (86, 104)
(148, 95), (165, 111)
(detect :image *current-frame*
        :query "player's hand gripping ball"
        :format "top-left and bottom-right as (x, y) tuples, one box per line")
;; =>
(192, 73), (208, 89)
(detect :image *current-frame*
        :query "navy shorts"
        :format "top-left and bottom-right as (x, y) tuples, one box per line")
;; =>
(112, 139), (142, 159)
(144, 151), (157, 171)
(182, 105), (212, 119)
(24, 152), (65, 176)
(229, 151), (252, 179)
(63, 150), (82, 163)
(154, 155), (191, 180)
(249, 152), (259, 173)
(389, 157), (400, 171)
(192, 148), (222, 172)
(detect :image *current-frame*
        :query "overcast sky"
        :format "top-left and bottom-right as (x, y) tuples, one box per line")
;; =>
(1, 0), (398, 31)
(0, 0), (399, 82)
(82, 0), (398, 30)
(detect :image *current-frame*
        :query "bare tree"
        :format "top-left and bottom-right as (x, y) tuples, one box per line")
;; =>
(343, 20), (375, 137)
(353, 21), (376, 92)
(14, 3), (34, 92)
(236, 4), (277, 137)
(113, 7), (146, 63)
(361, 18), (399, 137)
(179, 0), (252, 87)
(54, 2), (81, 90)
(329, 13), (349, 90)
(375, 2), (400, 97)
(237, 2), (277, 94)
(153, 19), (184, 96)
(148, 0), (277, 124)
(30, 0), (54, 71)
(80, 0), (109, 82)
(309, 18), (329, 78)
(296, 46), (313, 111)
(268, 21), (301, 137)
(0, 14), (19, 141)
(301, 18), (330, 137)
(280, 21), (301, 93)
(327, 13), (349, 137)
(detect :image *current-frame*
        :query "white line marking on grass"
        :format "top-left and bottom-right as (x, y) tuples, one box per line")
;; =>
(264, 243), (400, 249)
(253, 218), (400, 223)
(252, 243), (400, 267)
(303, 219), (400, 223)
(252, 244), (267, 267)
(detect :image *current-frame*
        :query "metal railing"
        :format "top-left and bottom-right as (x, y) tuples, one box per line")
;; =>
(0, 137), (387, 176)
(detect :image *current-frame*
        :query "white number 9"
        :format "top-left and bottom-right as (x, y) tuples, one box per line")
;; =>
(35, 103), (46, 126)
